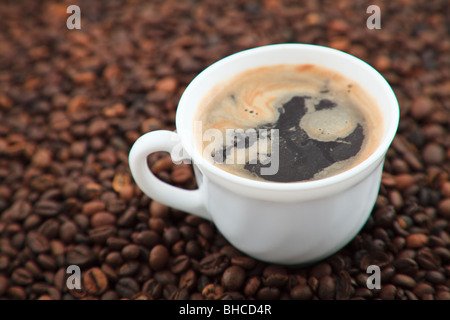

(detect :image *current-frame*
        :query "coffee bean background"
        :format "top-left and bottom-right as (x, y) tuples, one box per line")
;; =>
(0, 0), (449, 300)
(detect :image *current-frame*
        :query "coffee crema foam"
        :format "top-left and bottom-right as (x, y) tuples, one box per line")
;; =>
(194, 64), (383, 182)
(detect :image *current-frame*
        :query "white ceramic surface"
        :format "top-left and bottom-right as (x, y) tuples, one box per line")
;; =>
(129, 44), (399, 265)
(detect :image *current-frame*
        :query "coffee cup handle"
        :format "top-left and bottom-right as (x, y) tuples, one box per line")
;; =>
(128, 130), (210, 220)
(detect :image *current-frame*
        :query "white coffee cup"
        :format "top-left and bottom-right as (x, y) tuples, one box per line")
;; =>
(128, 44), (399, 265)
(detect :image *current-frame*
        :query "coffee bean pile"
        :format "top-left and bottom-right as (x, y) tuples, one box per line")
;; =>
(0, 0), (449, 300)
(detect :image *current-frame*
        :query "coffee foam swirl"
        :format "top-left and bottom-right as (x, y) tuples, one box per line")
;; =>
(194, 64), (383, 182)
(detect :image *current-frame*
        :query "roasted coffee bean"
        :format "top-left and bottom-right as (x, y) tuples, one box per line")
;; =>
(290, 284), (313, 300)
(169, 255), (190, 274)
(121, 244), (140, 260)
(198, 253), (229, 276)
(336, 270), (353, 300)
(36, 219), (59, 239)
(66, 245), (96, 266)
(230, 256), (256, 270)
(392, 274), (416, 289)
(115, 277), (140, 299)
(222, 265), (246, 291)
(11, 268), (34, 286)
(416, 249), (441, 270)
(202, 283), (224, 300)
(26, 231), (50, 253)
(154, 270), (177, 286)
(379, 284), (397, 300)
(256, 287), (280, 300)
(84, 268), (108, 296)
(163, 283), (178, 299)
(9, 200), (31, 221)
(37, 254), (57, 270)
(118, 261), (140, 277)
(142, 279), (163, 299)
(317, 276), (336, 299)
(179, 269), (197, 292)
(88, 225), (117, 243)
(243, 277), (260, 297)
(149, 245), (169, 271)
(131, 230), (160, 248)
(34, 200), (61, 217)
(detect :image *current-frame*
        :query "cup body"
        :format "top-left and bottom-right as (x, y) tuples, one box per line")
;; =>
(129, 43), (399, 265)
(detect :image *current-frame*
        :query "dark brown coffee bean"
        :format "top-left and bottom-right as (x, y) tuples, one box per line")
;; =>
(23, 214), (42, 230)
(24, 260), (43, 279)
(393, 257), (419, 275)
(37, 254), (57, 270)
(243, 277), (260, 297)
(379, 284), (397, 300)
(198, 222), (215, 240)
(179, 269), (197, 292)
(262, 272), (289, 287)
(222, 265), (246, 291)
(9, 200), (31, 221)
(34, 200), (61, 217)
(101, 290), (120, 300)
(59, 221), (77, 243)
(373, 205), (396, 227)
(416, 248), (441, 270)
(117, 207), (137, 227)
(336, 270), (353, 300)
(317, 276), (336, 299)
(88, 225), (117, 243)
(121, 244), (140, 260)
(104, 252), (122, 267)
(436, 290), (450, 300)
(115, 277), (140, 299)
(163, 227), (181, 247)
(437, 199), (450, 218)
(101, 264), (118, 283)
(106, 236), (129, 250)
(7, 286), (27, 300)
(150, 201), (169, 218)
(170, 167), (192, 184)
(26, 231), (50, 253)
(131, 230), (160, 248)
(230, 256), (256, 270)
(91, 211), (116, 228)
(426, 270), (446, 284)
(169, 255), (190, 274)
(256, 287), (280, 300)
(35, 220), (58, 243)
(198, 253), (229, 277)
(310, 262), (332, 279)
(142, 279), (163, 299)
(163, 283), (178, 299)
(82, 200), (106, 215)
(185, 240), (202, 258)
(392, 274), (416, 289)
(413, 283), (435, 299)
(290, 284), (313, 300)
(118, 261), (140, 277)
(149, 244), (169, 271)
(11, 267), (34, 285)
(84, 267), (108, 296)
(354, 288), (373, 299)
(0, 254), (9, 271)
(0, 275), (8, 296)
(66, 245), (96, 266)
(11, 232), (25, 249)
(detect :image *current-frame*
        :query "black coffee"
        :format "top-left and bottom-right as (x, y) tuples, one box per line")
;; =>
(194, 64), (382, 182)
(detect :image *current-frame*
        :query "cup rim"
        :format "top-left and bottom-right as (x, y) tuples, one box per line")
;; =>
(176, 43), (399, 191)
